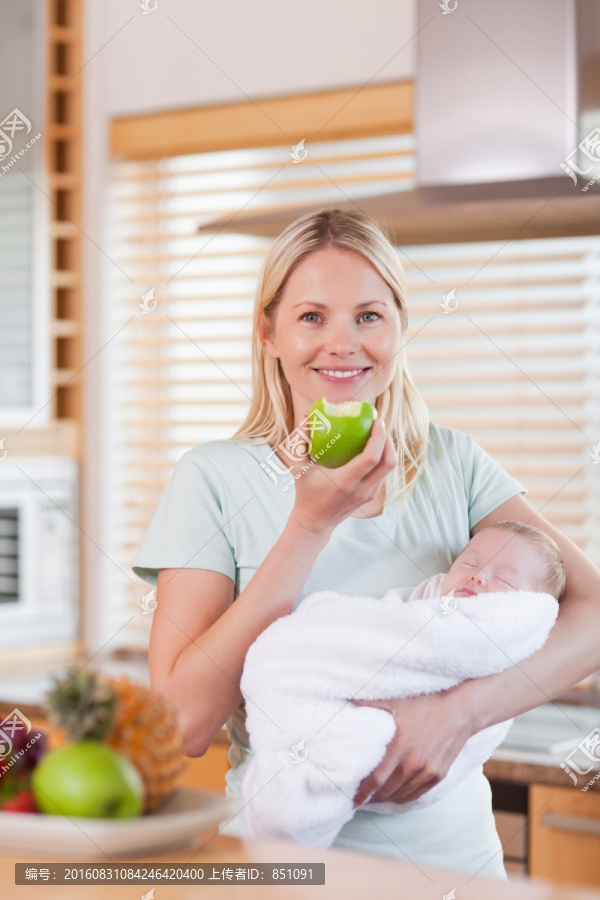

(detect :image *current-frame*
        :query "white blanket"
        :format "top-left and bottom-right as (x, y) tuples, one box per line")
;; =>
(240, 587), (559, 848)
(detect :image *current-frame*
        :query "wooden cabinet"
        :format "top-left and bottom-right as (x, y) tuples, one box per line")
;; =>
(493, 809), (528, 876)
(179, 739), (231, 795)
(529, 783), (600, 887)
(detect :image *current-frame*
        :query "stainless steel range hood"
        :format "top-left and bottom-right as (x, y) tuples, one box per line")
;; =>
(198, 0), (600, 244)
(416, 0), (599, 200)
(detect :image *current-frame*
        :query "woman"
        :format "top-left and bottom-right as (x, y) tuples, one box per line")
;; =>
(132, 208), (600, 880)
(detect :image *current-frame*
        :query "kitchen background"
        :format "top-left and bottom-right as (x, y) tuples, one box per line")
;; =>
(1, 0), (600, 886)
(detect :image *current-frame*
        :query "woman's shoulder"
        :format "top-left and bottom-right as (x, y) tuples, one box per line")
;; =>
(426, 420), (474, 459)
(177, 437), (271, 479)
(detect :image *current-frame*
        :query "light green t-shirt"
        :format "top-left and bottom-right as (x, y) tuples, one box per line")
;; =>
(132, 420), (526, 878)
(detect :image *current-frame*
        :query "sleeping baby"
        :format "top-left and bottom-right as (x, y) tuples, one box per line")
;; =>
(240, 520), (565, 849)
(381, 519), (566, 608)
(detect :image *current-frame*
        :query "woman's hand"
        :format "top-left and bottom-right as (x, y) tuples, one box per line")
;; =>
(349, 687), (476, 807)
(290, 417), (397, 536)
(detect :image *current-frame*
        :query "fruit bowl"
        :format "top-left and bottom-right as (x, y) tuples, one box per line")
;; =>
(0, 788), (242, 859)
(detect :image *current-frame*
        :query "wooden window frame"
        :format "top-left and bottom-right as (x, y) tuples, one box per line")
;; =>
(110, 81), (413, 160)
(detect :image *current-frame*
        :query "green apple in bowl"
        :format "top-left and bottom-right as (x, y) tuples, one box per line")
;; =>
(307, 397), (378, 468)
(31, 740), (144, 818)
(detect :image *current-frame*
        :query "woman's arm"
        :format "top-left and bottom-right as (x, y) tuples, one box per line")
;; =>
(453, 492), (600, 727)
(154, 516), (333, 757)
(352, 493), (600, 807)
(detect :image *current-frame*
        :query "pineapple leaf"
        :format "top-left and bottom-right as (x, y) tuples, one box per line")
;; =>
(46, 666), (118, 742)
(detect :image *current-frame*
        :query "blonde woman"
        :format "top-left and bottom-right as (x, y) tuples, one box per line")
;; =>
(133, 208), (600, 880)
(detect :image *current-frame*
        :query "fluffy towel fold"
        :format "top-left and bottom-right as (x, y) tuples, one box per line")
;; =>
(240, 587), (559, 848)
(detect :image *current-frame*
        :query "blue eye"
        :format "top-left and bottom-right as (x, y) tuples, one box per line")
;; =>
(300, 311), (381, 323)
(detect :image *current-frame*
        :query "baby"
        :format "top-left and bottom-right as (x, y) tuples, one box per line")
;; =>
(240, 519), (565, 848)
(381, 519), (566, 607)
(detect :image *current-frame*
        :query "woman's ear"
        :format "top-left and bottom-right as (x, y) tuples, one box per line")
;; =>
(258, 308), (278, 359)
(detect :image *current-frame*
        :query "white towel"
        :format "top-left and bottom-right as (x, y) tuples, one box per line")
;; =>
(240, 587), (559, 848)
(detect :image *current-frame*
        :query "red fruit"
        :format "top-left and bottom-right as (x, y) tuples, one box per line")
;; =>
(1, 788), (37, 813)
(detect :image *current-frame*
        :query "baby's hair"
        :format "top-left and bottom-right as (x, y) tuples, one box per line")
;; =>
(476, 520), (567, 600)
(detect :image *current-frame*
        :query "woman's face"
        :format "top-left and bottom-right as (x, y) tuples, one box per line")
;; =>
(259, 246), (403, 430)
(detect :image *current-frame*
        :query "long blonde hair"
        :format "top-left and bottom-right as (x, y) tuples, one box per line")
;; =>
(230, 207), (433, 507)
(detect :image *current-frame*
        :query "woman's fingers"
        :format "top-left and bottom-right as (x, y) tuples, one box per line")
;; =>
(352, 743), (422, 807)
(340, 419), (395, 497)
(368, 768), (440, 805)
(351, 690), (474, 810)
(391, 774), (440, 804)
(291, 416), (397, 533)
(359, 431), (396, 492)
(350, 694), (454, 807)
(354, 767), (437, 808)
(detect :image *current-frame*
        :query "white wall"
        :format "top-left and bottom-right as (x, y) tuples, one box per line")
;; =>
(81, 0), (416, 654)
(95, 0), (416, 117)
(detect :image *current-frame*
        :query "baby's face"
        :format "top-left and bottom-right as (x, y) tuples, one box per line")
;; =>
(441, 529), (543, 597)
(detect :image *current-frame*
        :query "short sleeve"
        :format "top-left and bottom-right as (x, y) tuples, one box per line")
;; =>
(131, 449), (236, 588)
(458, 431), (528, 530)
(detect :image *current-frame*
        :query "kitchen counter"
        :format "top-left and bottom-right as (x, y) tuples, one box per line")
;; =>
(3, 831), (600, 900)
(1, 657), (599, 796)
(484, 755), (599, 791)
(484, 702), (600, 792)
(8, 700), (594, 794)
(4, 706), (598, 808)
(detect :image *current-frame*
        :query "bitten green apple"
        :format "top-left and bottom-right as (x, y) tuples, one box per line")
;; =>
(31, 740), (144, 818)
(307, 397), (378, 468)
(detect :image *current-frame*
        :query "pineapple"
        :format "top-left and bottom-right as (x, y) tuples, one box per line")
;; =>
(46, 666), (187, 812)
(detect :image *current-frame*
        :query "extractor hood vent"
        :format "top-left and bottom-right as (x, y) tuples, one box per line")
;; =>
(416, 0), (600, 199)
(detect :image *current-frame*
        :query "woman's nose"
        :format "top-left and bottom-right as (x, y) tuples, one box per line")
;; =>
(323, 321), (361, 354)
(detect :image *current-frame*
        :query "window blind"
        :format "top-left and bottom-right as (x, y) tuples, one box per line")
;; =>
(0, 176), (33, 408)
(0, 0), (47, 422)
(103, 134), (600, 651)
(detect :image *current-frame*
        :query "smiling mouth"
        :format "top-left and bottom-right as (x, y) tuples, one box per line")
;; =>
(312, 367), (372, 379)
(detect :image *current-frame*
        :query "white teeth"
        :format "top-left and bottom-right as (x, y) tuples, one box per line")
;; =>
(317, 369), (366, 378)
